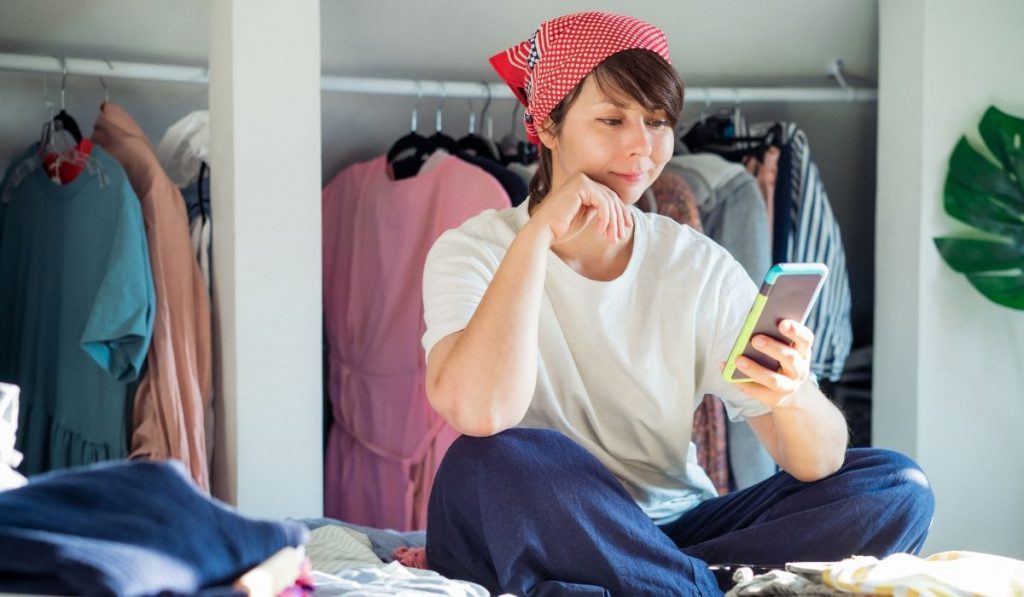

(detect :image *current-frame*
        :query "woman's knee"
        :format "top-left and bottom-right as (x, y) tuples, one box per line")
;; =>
(435, 428), (588, 490)
(845, 448), (935, 516)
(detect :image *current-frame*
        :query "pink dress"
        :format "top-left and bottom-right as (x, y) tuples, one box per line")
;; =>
(322, 153), (510, 530)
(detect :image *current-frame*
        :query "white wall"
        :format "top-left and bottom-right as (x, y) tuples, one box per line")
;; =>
(207, 0), (323, 518)
(876, 0), (1024, 558)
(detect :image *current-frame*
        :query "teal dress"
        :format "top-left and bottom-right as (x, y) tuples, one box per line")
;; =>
(0, 144), (155, 475)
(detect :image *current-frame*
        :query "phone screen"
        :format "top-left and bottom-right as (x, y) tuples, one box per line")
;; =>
(724, 266), (827, 383)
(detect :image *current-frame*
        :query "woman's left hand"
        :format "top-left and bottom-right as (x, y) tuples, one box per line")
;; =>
(728, 319), (814, 409)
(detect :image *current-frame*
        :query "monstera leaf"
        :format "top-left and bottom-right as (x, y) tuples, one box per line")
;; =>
(934, 106), (1024, 310)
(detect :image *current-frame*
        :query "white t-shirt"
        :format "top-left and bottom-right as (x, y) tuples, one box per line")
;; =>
(422, 200), (795, 524)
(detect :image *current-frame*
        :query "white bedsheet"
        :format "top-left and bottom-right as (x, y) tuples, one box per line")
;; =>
(311, 562), (500, 597)
(306, 525), (510, 596)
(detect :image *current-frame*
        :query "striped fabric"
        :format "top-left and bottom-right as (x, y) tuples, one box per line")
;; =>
(305, 525), (383, 575)
(738, 120), (853, 381)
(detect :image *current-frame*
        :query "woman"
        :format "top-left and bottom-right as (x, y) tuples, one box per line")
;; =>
(420, 12), (934, 596)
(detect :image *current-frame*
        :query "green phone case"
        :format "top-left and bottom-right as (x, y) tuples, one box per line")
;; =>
(722, 263), (828, 384)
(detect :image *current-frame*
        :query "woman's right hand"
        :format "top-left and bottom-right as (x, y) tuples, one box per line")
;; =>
(527, 172), (633, 246)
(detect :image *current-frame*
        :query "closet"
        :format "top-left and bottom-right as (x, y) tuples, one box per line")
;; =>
(0, 0), (879, 518)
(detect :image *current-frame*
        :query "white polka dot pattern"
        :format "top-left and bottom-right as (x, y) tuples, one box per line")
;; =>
(488, 12), (671, 145)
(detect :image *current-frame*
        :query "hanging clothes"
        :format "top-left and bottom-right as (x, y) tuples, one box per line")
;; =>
(665, 154), (776, 490)
(506, 161), (537, 186)
(743, 145), (780, 245)
(668, 154), (771, 283)
(0, 144), (155, 475)
(645, 169), (730, 496)
(92, 102), (213, 492)
(160, 114), (216, 471)
(454, 151), (528, 206)
(322, 152), (511, 530)
(735, 120), (854, 382)
(155, 110), (209, 188)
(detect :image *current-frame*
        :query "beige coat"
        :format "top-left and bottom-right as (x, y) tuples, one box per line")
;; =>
(93, 102), (212, 491)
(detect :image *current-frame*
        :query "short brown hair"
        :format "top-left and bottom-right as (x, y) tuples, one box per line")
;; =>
(528, 49), (685, 209)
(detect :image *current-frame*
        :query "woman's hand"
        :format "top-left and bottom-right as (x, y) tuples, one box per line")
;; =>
(526, 172), (632, 246)
(729, 319), (815, 409)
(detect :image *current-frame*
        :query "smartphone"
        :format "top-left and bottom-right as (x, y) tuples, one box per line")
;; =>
(722, 263), (829, 383)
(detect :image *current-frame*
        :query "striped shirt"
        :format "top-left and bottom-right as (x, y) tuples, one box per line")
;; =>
(737, 120), (854, 381)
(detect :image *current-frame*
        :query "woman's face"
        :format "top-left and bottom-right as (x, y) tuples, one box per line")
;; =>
(541, 75), (675, 205)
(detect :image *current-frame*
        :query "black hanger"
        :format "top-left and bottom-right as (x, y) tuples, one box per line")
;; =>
(197, 161), (209, 222)
(40, 59), (84, 150)
(514, 140), (538, 166)
(680, 111), (737, 152)
(456, 134), (497, 161)
(420, 131), (458, 157)
(53, 109), (83, 144)
(386, 83), (431, 167)
(386, 130), (430, 164)
(416, 85), (458, 158)
(456, 84), (500, 162)
(497, 103), (522, 164)
(682, 112), (780, 163)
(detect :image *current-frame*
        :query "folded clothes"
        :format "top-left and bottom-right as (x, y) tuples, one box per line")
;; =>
(0, 459), (307, 596)
(725, 551), (1024, 596)
(823, 551), (1024, 596)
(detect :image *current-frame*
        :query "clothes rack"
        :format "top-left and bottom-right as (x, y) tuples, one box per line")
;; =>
(0, 52), (878, 103)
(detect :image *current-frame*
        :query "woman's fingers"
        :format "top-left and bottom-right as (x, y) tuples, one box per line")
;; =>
(559, 175), (630, 245)
(735, 355), (801, 394)
(779, 319), (814, 355)
(611, 191), (625, 241)
(751, 334), (807, 377)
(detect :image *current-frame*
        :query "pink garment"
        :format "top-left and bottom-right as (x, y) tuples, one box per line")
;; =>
(393, 546), (429, 570)
(92, 102), (213, 492)
(322, 153), (511, 530)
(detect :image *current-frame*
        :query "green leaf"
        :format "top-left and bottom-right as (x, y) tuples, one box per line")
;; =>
(947, 138), (1024, 212)
(965, 272), (1024, 310)
(944, 177), (1024, 238)
(935, 106), (1024, 311)
(934, 237), (1024, 273)
(978, 106), (1024, 197)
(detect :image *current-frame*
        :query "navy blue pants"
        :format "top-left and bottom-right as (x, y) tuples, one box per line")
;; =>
(426, 428), (934, 596)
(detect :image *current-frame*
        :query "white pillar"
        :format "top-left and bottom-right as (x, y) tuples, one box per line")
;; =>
(208, 0), (323, 518)
(876, 0), (1024, 557)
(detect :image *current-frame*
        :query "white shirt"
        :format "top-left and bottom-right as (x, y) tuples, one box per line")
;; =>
(422, 200), (779, 524)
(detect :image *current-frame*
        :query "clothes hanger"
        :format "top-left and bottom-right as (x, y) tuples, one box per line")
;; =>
(496, 102), (521, 164)
(456, 83), (500, 161)
(386, 82), (433, 179)
(39, 59), (83, 154)
(197, 161), (209, 223)
(495, 102), (537, 166)
(36, 58), (98, 185)
(98, 58), (113, 106)
(681, 88), (780, 162)
(418, 82), (458, 157)
(386, 81), (430, 164)
(51, 57), (84, 144)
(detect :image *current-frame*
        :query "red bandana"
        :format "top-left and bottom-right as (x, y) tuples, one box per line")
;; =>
(488, 12), (671, 145)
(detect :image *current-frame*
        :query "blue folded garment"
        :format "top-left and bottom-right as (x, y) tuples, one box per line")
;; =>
(0, 460), (307, 596)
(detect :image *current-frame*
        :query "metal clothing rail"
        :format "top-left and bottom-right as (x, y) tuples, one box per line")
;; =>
(0, 52), (878, 103)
